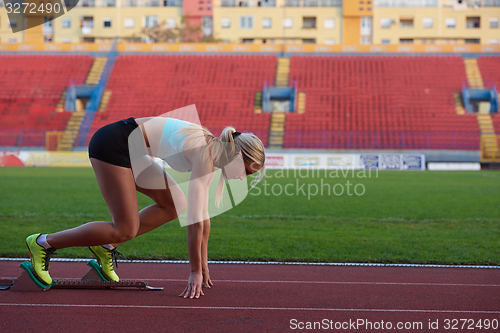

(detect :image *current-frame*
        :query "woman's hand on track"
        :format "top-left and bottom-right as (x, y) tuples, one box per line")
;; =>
(179, 272), (204, 299)
(202, 266), (213, 289)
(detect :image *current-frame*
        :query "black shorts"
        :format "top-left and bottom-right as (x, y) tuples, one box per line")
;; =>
(88, 117), (146, 168)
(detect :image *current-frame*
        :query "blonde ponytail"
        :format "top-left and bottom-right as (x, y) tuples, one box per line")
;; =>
(214, 127), (238, 207)
(177, 123), (266, 208)
(214, 127), (266, 207)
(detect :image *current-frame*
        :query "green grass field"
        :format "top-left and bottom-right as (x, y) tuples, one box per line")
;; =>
(1, 167), (499, 265)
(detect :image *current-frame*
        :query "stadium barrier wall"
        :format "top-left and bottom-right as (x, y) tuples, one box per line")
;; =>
(0, 43), (499, 53)
(0, 151), (90, 167)
(0, 151), (425, 170)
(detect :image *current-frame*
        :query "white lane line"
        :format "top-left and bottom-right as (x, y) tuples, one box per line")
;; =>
(1, 258), (499, 269)
(1, 278), (498, 288)
(143, 279), (500, 287)
(0, 303), (499, 314)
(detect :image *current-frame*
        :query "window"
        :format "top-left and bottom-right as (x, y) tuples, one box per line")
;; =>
(283, 18), (293, 28)
(466, 17), (480, 29)
(10, 18), (18, 28)
(399, 19), (413, 29)
(361, 37), (371, 44)
(262, 18), (272, 28)
(103, 18), (112, 28)
(381, 39), (390, 44)
(221, 18), (231, 28)
(324, 38), (336, 44)
(9, 38), (17, 43)
(422, 17), (433, 29)
(242, 38), (254, 43)
(201, 17), (212, 35)
(302, 17), (316, 29)
(166, 18), (176, 29)
(303, 38), (316, 43)
(62, 38), (72, 43)
(145, 16), (158, 28)
(380, 18), (392, 29)
(361, 17), (372, 35)
(489, 39), (499, 44)
(62, 18), (71, 28)
(490, 18), (499, 29)
(324, 18), (335, 29)
(124, 18), (135, 28)
(82, 17), (94, 29)
(43, 17), (53, 35)
(446, 18), (456, 28)
(240, 16), (254, 29)
(465, 39), (480, 44)
(400, 38), (413, 44)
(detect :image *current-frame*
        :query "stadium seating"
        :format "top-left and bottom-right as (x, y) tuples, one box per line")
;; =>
(2, 53), (498, 150)
(0, 55), (93, 146)
(287, 55), (480, 149)
(477, 56), (500, 134)
(86, 54), (275, 145)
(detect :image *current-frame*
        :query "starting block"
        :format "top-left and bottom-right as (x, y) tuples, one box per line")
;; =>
(5, 260), (163, 292)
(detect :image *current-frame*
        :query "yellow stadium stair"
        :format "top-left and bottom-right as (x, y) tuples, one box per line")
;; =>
(99, 90), (112, 112)
(275, 58), (290, 88)
(58, 111), (85, 151)
(55, 91), (66, 113)
(86, 57), (108, 85)
(453, 93), (465, 115)
(267, 58), (292, 149)
(464, 59), (484, 89)
(268, 112), (286, 149)
(463, 58), (499, 160)
(254, 91), (262, 114)
(477, 114), (499, 160)
(297, 92), (306, 114)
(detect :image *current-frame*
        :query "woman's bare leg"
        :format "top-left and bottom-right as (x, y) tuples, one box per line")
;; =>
(46, 158), (141, 249)
(112, 160), (187, 247)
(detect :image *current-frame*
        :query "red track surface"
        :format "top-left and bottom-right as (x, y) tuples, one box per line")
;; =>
(1, 260), (499, 332)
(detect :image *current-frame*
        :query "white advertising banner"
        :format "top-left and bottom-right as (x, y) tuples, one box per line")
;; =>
(428, 163), (480, 171)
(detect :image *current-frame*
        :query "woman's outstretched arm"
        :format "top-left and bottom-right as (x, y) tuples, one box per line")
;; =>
(201, 218), (213, 288)
(179, 145), (214, 299)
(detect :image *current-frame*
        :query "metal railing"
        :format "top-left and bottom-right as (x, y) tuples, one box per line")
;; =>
(282, 130), (480, 150)
(463, 0), (500, 5)
(0, 128), (482, 150)
(374, 0), (437, 7)
(221, 0), (339, 6)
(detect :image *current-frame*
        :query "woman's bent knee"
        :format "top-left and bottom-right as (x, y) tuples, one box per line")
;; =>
(111, 223), (139, 243)
(175, 198), (187, 217)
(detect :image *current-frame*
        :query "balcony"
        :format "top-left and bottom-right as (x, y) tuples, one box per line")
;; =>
(374, 0), (437, 7)
(121, 0), (181, 6)
(77, 0), (116, 6)
(284, 0), (340, 6)
(221, 0), (276, 6)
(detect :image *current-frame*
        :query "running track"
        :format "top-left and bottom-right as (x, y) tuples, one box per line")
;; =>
(0, 260), (499, 332)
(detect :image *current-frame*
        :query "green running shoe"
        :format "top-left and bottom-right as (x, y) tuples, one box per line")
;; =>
(88, 246), (120, 282)
(25, 233), (56, 285)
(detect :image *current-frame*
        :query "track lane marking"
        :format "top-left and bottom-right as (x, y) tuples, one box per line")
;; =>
(2, 277), (499, 287)
(1, 258), (499, 269)
(0, 303), (499, 314)
(142, 279), (500, 287)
